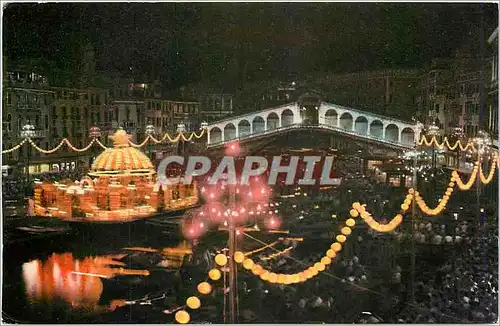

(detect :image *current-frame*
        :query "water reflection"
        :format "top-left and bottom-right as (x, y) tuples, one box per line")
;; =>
(21, 242), (192, 314)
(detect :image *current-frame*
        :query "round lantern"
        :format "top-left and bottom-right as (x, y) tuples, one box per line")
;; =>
(260, 271), (270, 281)
(331, 242), (342, 252)
(251, 264), (263, 275)
(291, 274), (300, 283)
(336, 235), (347, 243)
(215, 254), (228, 266)
(321, 256), (332, 265)
(208, 269), (221, 281)
(277, 274), (286, 284)
(298, 272), (308, 282)
(242, 258), (254, 270)
(268, 273), (278, 283)
(341, 227), (352, 235)
(175, 310), (190, 324)
(346, 218), (356, 227)
(326, 249), (336, 258)
(401, 203), (409, 211)
(314, 262), (325, 272)
(352, 202), (361, 209)
(186, 296), (201, 309)
(234, 251), (245, 263)
(349, 209), (359, 217)
(197, 282), (212, 295)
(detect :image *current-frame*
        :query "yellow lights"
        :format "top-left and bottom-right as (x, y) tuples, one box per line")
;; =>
(320, 256), (332, 266)
(479, 153), (498, 185)
(208, 269), (221, 281)
(331, 242), (342, 252)
(242, 258), (254, 270)
(346, 218), (356, 227)
(341, 226), (352, 236)
(197, 282), (212, 295)
(453, 167), (478, 190)
(313, 262), (325, 272)
(234, 251), (245, 263)
(349, 209), (359, 218)
(418, 135), (475, 152)
(186, 296), (201, 310)
(175, 310), (190, 324)
(2, 129), (206, 155)
(355, 202), (404, 233)
(215, 254), (228, 266)
(326, 249), (336, 259)
(336, 234), (347, 243)
(400, 203), (410, 211)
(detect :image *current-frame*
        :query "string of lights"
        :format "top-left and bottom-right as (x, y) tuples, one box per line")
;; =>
(479, 152), (498, 184)
(1, 129), (207, 154)
(418, 135), (476, 152)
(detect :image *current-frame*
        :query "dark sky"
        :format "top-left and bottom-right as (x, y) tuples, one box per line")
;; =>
(3, 3), (498, 90)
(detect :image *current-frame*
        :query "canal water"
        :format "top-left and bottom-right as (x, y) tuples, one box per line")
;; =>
(2, 219), (223, 324)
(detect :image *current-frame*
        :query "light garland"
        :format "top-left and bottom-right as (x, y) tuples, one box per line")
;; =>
(479, 152), (498, 185)
(233, 219), (353, 285)
(2, 129), (207, 155)
(351, 200), (405, 233)
(418, 135), (476, 152)
(2, 139), (27, 153)
(173, 258), (223, 323)
(452, 165), (479, 190)
(244, 241), (278, 257)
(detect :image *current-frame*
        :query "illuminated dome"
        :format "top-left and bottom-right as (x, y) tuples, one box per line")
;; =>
(89, 129), (155, 177)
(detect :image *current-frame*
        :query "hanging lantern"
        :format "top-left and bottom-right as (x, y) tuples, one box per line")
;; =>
(208, 269), (221, 281)
(321, 256), (332, 265)
(349, 209), (359, 217)
(331, 242), (342, 252)
(197, 282), (212, 295)
(346, 218), (356, 227)
(314, 262), (325, 272)
(215, 254), (228, 266)
(175, 310), (190, 324)
(336, 234), (347, 243)
(260, 271), (270, 281)
(326, 249), (336, 258)
(234, 251), (245, 263)
(268, 273), (278, 283)
(341, 227), (351, 235)
(186, 296), (201, 310)
(243, 258), (254, 270)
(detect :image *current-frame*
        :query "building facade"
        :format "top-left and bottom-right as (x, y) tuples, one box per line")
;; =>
(487, 28), (498, 141)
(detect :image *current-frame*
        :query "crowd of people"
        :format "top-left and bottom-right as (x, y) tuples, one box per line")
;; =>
(184, 155), (499, 323)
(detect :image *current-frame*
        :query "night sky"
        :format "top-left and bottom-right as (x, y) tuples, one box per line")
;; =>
(3, 3), (498, 90)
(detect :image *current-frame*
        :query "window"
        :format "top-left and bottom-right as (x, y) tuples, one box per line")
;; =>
(6, 92), (11, 104)
(7, 114), (11, 131)
(35, 116), (40, 128)
(435, 103), (440, 113)
(44, 115), (48, 129)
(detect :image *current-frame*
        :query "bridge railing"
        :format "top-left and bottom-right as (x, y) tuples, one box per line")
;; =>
(207, 123), (414, 149)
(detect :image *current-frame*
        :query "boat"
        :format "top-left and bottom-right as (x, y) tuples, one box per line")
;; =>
(32, 129), (199, 225)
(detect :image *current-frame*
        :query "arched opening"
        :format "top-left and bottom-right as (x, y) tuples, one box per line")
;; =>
(238, 120), (251, 137)
(370, 120), (383, 139)
(224, 123), (237, 141)
(210, 127), (222, 143)
(267, 112), (280, 130)
(324, 109), (338, 126)
(401, 127), (415, 145)
(385, 124), (399, 142)
(281, 109), (294, 127)
(339, 112), (353, 131)
(354, 116), (368, 135)
(252, 116), (265, 133)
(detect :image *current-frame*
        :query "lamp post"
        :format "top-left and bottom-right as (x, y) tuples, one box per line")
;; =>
(89, 126), (101, 168)
(145, 124), (155, 161)
(21, 122), (36, 198)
